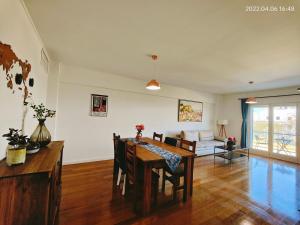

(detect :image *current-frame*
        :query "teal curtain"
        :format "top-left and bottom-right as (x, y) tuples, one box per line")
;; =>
(241, 99), (249, 148)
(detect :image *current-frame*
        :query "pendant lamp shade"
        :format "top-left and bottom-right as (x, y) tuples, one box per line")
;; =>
(146, 79), (160, 90)
(145, 54), (160, 91)
(245, 97), (257, 104)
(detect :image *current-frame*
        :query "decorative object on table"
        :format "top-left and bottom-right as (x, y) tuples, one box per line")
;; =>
(2, 128), (29, 166)
(0, 42), (34, 104)
(178, 99), (203, 122)
(135, 124), (144, 140)
(30, 103), (56, 148)
(90, 94), (108, 117)
(146, 54), (161, 90)
(26, 142), (41, 154)
(217, 119), (228, 137)
(227, 136), (236, 151)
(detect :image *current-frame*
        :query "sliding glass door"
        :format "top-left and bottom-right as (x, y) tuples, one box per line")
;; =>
(250, 104), (299, 162)
(272, 105), (297, 160)
(250, 106), (269, 152)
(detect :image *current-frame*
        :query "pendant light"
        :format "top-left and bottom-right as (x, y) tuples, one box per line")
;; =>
(245, 97), (257, 104)
(146, 55), (161, 90)
(245, 81), (257, 104)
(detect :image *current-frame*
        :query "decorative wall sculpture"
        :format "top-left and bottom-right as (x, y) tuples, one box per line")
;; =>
(0, 41), (34, 103)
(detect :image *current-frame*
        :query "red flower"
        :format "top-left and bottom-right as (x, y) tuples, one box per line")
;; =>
(228, 136), (236, 142)
(136, 124), (144, 131)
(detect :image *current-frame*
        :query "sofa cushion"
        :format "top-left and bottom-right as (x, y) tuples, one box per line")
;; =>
(199, 130), (214, 141)
(184, 131), (199, 142)
(196, 140), (224, 149)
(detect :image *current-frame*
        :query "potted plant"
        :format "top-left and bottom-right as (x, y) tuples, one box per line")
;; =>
(2, 129), (28, 166)
(227, 136), (236, 151)
(30, 103), (56, 148)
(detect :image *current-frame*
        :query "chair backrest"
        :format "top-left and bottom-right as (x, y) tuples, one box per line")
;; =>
(153, 132), (163, 142)
(180, 138), (196, 153)
(164, 137), (177, 147)
(113, 133), (121, 158)
(117, 139), (127, 171)
(125, 143), (137, 185)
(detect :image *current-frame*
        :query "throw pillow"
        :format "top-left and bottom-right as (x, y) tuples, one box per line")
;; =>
(184, 131), (199, 142)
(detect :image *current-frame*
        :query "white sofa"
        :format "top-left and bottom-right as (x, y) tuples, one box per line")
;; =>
(180, 130), (226, 156)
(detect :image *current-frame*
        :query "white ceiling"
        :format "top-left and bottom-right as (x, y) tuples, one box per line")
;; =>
(24, 0), (300, 94)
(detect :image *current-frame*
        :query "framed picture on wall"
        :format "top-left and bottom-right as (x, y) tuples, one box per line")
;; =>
(178, 99), (203, 122)
(91, 94), (108, 117)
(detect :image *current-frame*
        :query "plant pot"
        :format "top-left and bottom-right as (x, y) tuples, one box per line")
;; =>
(30, 119), (51, 147)
(6, 145), (26, 166)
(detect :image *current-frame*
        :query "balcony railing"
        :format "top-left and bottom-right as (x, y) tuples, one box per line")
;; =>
(251, 131), (296, 156)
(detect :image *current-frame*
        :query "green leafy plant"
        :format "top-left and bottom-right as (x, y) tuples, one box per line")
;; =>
(2, 128), (28, 148)
(30, 103), (56, 120)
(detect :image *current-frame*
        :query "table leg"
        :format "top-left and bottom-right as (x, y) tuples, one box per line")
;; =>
(142, 163), (152, 216)
(190, 158), (194, 196)
(183, 157), (192, 202)
(248, 148), (250, 161)
(214, 147), (215, 163)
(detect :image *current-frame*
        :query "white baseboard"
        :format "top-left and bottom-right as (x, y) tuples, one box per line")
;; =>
(63, 155), (114, 165)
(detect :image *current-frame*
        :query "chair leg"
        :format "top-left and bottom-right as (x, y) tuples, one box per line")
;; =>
(154, 180), (158, 206)
(117, 168), (122, 186)
(162, 169), (166, 193)
(113, 159), (119, 186)
(122, 174), (126, 196)
(172, 177), (179, 201)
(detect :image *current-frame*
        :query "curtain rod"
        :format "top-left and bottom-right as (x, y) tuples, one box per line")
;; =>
(238, 93), (300, 100)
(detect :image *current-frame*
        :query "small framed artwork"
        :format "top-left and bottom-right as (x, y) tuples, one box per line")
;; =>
(178, 99), (203, 122)
(91, 94), (108, 117)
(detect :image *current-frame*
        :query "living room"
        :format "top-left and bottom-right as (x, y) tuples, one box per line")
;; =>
(0, 0), (299, 225)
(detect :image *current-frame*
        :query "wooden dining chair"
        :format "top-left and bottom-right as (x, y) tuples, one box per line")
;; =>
(125, 142), (160, 210)
(164, 137), (178, 147)
(124, 143), (137, 205)
(113, 133), (127, 195)
(162, 138), (196, 200)
(153, 132), (163, 175)
(153, 132), (163, 142)
(113, 133), (121, 183)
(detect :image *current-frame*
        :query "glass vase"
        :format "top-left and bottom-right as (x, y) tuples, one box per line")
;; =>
(30, 119), (51, 147)
(136, 131), (142, 141)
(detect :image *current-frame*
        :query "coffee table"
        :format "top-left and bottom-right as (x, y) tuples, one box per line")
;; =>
(214, 145), (249, 164)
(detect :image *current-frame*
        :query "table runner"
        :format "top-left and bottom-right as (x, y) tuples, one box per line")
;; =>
(127, 138), (181, 172)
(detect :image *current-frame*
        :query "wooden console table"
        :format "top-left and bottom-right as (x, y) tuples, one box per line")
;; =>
(0, 141), (64, 225)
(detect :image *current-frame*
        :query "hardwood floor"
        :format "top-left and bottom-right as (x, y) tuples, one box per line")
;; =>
(59, 155), (300, 225)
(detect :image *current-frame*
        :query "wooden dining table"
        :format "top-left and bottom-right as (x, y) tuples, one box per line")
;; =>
(127, 137), (195, 216)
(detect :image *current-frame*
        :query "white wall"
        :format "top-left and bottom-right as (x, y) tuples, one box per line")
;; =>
(50, 64), (218, 164)
(0, 0), (48, 159)
(218, 87), (300, 144)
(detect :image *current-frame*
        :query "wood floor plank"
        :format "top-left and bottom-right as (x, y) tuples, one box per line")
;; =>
(59, 155), (300, 225)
